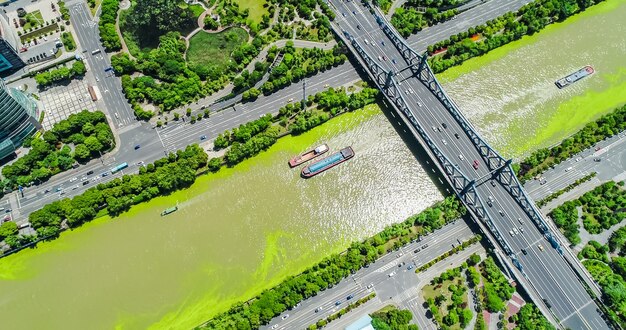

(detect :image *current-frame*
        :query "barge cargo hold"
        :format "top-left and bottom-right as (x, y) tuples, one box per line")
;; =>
(301, 147), (354, 178)
(288, 144), (329, 167)
(555, 65), (594, 88)
(161, 206), (178, 216)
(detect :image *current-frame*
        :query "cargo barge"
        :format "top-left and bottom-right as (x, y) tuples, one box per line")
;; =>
(555, 65), (594, 88)
(289, 144), (329, 167)
(161, 206), (178, 216)
(301, 146), (354, 178)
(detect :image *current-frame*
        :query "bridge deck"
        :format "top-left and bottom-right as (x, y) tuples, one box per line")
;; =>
(330, 1), (609, 329)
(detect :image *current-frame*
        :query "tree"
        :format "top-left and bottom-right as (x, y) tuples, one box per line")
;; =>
(71, 60), (87, 75)
(204, 16), (219, 30)
(126, 0), (195, 45)
(84, 136), (103, 152)
(73, 144), (91, 161)
(0, 221), (18, 239)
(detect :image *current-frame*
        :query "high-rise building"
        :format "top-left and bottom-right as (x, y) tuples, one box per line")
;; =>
(0, 78), (40, 160)
(0, 13), (25, 77)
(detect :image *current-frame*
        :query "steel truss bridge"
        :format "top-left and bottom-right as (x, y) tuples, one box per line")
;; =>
(328, 0), (612, 329)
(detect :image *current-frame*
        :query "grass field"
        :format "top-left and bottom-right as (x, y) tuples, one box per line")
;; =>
(187, 27), (249, 68)
(22, 10), (44, 30)
(234, 0), (268, 25)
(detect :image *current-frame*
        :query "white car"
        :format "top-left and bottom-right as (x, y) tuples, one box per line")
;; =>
(388, 271), (396, 277)
(69, 177), (78, 183)
(442, 139), (447, 146)
(458, 154), (464, 161)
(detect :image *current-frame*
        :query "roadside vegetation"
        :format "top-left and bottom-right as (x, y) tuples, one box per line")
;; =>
(309, 293), (378, 329)
(13, 145), (207, 248)
(578, 240), (626, 327)
(550, 181), (626, 245)
(34, 60), (86, 87)
(536, 172), (596, 208)
(198, 197), (466, 328)
(210, 87), (379, 167)
(391, 0), (461, 37)
(516, 103), (626, 182)
(1, 111), (114, 188)
(187, 27), (250, 70)
(370, 305), (418, 330)
(423, 0), (607, 74)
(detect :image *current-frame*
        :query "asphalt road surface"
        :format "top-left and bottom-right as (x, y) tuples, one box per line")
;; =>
(258, 220), (474, 330)
(68, 0), (134, 128)
(406, 0), (534, 53)
(332, 0), (607, 328)
(525, 132), (626, 201)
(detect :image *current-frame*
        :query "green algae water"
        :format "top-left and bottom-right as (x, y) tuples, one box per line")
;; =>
(0, 105), (443, 330)
(440, 0), (626, 158)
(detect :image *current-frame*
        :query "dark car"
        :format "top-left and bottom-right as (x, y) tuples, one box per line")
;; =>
(442, 122), (447, 129)
(347, 294), (354, 300)
(101, 172), (109, 177)
(522, 248), (528, 255)
(593, 158), (601, 162)
(454, 133), (460, 139)
(86, 170), (94, 175)
(200, 135), (207, 141)
(82, 180), (89, 186)
(335, 301), (341, 306)
(134, 145), (141, 150)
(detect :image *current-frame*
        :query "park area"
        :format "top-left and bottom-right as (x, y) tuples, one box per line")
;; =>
(187, 27), (249, 69)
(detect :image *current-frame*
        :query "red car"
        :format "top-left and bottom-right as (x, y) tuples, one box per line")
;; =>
(472, 160), (479, 170)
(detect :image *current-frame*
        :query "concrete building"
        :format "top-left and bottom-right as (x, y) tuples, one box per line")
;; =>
(0, 78), (39, 160)
(0, 10), (25, 76)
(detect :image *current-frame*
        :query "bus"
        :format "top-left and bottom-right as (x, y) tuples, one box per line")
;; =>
(91, 49), (101, 55)
(88, 85), (97, 101)
(110, 162), (128, 174)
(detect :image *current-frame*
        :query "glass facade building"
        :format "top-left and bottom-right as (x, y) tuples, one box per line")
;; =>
(0, 78), (39, 160)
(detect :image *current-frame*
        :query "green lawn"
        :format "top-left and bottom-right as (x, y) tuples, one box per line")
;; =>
(22, 10), (44, 30)
(188, 4), (206, 18)
(187, 27), (249, 68)
(234, 0), (268, 25)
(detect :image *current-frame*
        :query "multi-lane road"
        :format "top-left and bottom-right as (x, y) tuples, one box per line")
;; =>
(68, 0), (135, 128)
(4, 0), (542, 223)
(258, 220), (475, 330)
(331, 0), (608, 328)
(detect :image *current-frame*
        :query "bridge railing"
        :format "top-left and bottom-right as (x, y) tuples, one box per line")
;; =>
(340, 29), (518, 263)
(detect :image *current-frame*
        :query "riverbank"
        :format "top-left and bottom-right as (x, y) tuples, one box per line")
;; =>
(439, 0), (626, 158)
(0, 103), (444, 330)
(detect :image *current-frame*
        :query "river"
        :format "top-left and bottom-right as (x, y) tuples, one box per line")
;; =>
(1, 1), (625, 329)
(0, 105), (444, 330)
(440, 0), (626, 158)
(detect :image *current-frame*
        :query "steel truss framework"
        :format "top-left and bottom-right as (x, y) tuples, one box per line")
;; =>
(370, 8), (563, 255)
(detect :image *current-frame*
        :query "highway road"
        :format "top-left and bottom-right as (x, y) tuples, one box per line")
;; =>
(331, 0), (608, 328)
(258, 220), (475, 330)
(405, 0), (534, 52)
(525, 132), (626, 202)
(67, 0), (135, 128)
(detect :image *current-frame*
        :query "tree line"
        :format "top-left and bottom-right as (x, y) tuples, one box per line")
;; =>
(516, 103), (626, 182)
(426, 0), (607, 74)
(196, 197), (466, 329)
(99, 0), (121, 51)
(34, 61), (86, 87)
(1, 110), (114, 188)
(370, 306), (417, 330)
(260, 44), (348, 95)
(6, 145), (208, 251)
